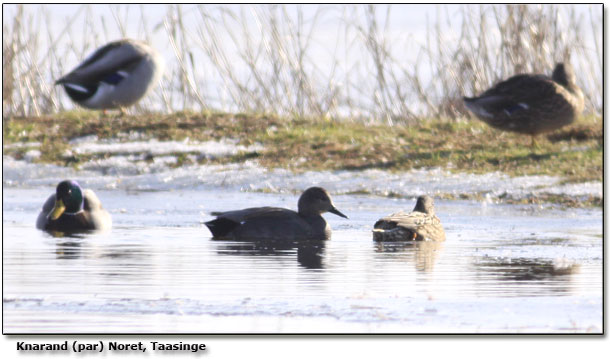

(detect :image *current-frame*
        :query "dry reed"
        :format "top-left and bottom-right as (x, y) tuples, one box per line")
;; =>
(1, 4), (602, 122)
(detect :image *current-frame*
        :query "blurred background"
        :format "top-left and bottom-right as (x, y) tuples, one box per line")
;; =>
(2, 4), (602, 122)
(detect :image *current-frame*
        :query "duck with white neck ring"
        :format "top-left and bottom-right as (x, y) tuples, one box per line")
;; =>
(36, 180), (111, 232)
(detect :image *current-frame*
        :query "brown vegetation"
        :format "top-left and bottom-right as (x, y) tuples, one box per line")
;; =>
(2, 4), (602, 121)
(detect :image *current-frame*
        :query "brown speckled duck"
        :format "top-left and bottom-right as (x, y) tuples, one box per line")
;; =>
(373, 195), (445, 242)
(463, 63), (584, 146)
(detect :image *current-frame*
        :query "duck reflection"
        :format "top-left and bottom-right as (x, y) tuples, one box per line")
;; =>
(215, 239), (326, 269)
(47, 231), (88, 259)
(475, 257), (580, 281)
(51, 232), (148, 266)
(472, 256), (581, 297)
(55, 240), (84, 260)
(375, 241), (443, 272)
(47, 230), (89, 239)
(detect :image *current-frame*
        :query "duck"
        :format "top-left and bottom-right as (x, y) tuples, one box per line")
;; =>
(36, 180), (112, 232)
(463, 63), (585, 146)
(55, 39), (164, 111)
(205, 187), (348, 241)
(373, 195), (445, 242)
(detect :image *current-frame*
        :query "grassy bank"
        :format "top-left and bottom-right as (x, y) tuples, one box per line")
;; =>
(2, 111), (603, 205)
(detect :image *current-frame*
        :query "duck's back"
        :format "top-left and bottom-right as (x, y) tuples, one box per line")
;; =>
(57, 40), (162, 109)
(466, 72), (583, 135)
(373, 211), (445, 242)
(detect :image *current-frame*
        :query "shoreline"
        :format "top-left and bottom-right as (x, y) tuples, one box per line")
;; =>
(2, 111), (602, 207)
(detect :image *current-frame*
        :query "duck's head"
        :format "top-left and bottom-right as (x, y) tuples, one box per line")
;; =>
(49, 180), (84, 220)
(298, 187), (348, 218)
(552, 63), (577, 89)
(413, 195), (436, 215)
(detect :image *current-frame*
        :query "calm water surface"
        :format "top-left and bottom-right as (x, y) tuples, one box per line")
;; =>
(3, 187), (602, 333)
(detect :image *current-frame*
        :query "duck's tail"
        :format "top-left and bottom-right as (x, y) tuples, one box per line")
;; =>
(463, 96), (495, 118)
(204, 217), (238, 238)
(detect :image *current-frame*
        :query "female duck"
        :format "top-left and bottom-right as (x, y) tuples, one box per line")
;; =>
(36, 180), (111, 232)
(373, 195), (445, 242)
(463, 63), (584, 146)
(205, 187), (348, 241)
(56, 39), (164, 111)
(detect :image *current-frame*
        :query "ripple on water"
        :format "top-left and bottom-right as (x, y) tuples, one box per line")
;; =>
(2, 186), (602, 333)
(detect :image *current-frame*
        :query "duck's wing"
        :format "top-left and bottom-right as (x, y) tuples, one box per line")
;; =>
(211, 207), (291, 221)
(83, 189), (112, 230)
(56, 40), (145, 87)
(36, 194), (57, 229)
(373, 211), (407, 229)
(464, 74), (560, 118)
(83, 189), (103, 211)
(205, 207), (295, 238)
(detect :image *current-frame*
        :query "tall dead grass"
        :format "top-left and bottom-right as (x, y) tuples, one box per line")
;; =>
(2, 4), (602, 122)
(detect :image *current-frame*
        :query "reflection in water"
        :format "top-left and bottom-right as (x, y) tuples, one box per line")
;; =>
(49, 231), (88, 259)
(53, 238), (152, 280)
(3, 186), (602, 333)
(53, 239), (148, 262)
(476, 257), (580, 281)
(216, 239), (326, 269)
(55, 241), (83, 260)
(47, 231), (88, 239)
(472, 256), (580, 296)
(375, 241), (443, 272)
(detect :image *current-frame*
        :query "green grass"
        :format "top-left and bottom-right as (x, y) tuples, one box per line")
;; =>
(2, 111), (602, 187)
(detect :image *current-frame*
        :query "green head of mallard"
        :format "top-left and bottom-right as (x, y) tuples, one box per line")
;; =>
(49, 180), (84, 220)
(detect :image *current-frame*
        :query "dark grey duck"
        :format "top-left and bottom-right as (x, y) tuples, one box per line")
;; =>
(205, 187), (348, 241)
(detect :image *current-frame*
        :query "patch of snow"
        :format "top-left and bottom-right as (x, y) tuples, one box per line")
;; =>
(71, 137), (263, 157)
(2, 156), (601, 202)
(24, 150), (41, 161)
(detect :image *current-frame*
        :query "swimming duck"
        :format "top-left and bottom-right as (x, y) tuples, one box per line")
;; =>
(36, 180), (111, 232)
(205, 187), (348, 241)
(55, 39), (164, 111)
(463, 63), (584, 146)
(373, 195), (445, 242)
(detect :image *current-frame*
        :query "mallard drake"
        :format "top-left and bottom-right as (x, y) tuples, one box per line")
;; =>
(463, 63), (584, 146)
(205, 187), (348, 241)
(373, 195), (445, 242)
(36, 180), (111, 232)
(55, 39), (164, 111)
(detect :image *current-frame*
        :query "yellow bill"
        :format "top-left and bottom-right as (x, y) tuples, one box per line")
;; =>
(49, 199), (66, 220)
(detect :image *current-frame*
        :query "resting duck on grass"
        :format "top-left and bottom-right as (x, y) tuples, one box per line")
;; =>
(373, 195), (445, 242)
(56, 39), (163, 113)
(37, 180), (111, 232)
(205, 187), (348, 241)
(463, 63), (584, 147)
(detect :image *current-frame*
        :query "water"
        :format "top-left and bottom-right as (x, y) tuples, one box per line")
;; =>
(3, 184), (602, 333)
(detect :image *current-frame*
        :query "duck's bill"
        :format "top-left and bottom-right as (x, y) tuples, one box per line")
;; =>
(49, 199), (66, 220)
(329, 206), (348, 219)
